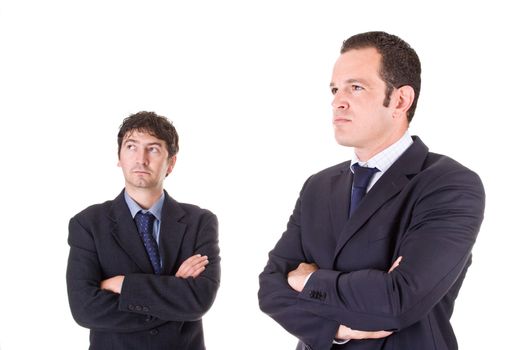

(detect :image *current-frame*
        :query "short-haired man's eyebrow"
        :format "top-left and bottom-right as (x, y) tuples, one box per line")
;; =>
(330, 78), (368, 88)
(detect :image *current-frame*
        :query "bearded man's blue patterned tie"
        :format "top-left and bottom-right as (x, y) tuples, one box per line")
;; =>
(135, 211), (161, 274)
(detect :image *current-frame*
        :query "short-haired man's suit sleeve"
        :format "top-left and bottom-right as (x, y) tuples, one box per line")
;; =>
(67, 190), (220, 350)
(258, 137), (485, 350)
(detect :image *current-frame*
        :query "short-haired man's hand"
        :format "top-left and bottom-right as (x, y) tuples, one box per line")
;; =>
(175, 254), (209, 279)
(336, 325), (393, 341)
(287, 262), (319, 292)
(388, 256), (402, 273)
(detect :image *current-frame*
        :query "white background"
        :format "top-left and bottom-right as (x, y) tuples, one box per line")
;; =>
(0, 1), (523, 349)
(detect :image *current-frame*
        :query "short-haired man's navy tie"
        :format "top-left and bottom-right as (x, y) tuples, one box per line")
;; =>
(349, 163), (380, 217)
(135, 211), (161, 274)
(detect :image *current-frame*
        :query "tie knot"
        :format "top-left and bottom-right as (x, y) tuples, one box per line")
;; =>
(351, 163), (379, 189)
(135, 211), (155, 233)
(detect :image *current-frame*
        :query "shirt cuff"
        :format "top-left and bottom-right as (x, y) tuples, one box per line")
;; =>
(303, 271), (314, 288)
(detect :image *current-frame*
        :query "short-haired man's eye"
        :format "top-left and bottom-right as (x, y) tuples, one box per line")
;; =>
(331, 87), (338, 95)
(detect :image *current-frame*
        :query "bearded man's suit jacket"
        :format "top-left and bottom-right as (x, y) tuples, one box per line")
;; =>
(258, 137), (485, 350)
(67, 190), (220, 350)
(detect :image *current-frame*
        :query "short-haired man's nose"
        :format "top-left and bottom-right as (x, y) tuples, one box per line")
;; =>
(332, 94), (349, 110)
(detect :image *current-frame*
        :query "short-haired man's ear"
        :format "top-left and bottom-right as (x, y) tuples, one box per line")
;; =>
(165, 156), (177, 177)
(393, 85), (415, 118)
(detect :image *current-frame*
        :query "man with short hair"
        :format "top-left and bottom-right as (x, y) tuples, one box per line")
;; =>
(258, 31), (484, 349)
(67, 111), (220, 350)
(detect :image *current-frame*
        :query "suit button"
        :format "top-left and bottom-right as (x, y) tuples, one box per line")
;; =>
(128, 305), (134, 311)
(143, 306), (150, 312)
(145, 316), (153, 323)
(149, 329), (159, 336)
(135, 305), (143, 311)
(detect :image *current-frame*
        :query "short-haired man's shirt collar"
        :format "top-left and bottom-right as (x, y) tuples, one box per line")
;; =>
(350, 131), (413, 191)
